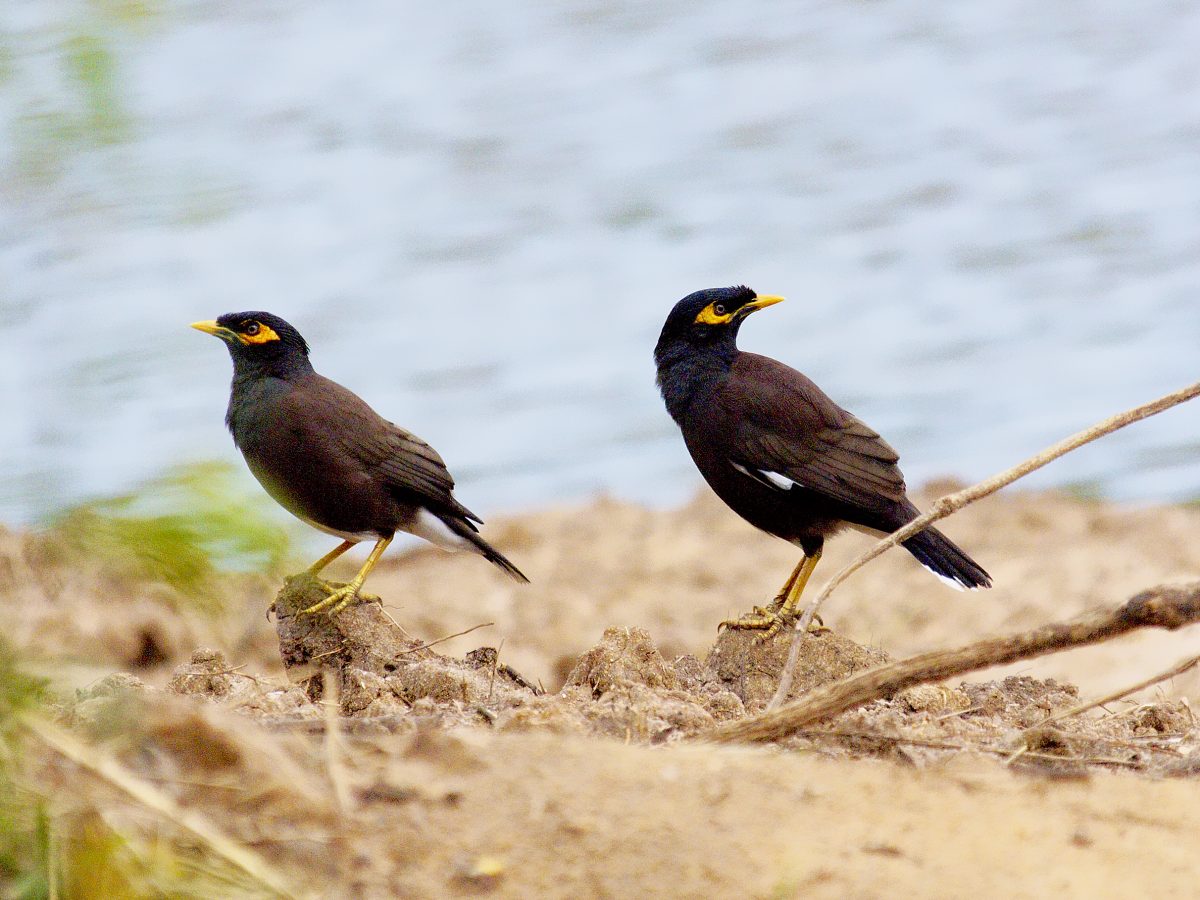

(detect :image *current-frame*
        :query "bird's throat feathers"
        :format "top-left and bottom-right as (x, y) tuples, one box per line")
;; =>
(655, 339), (738, 423)
(226, 342), (314, 384)
(224, 351), (313, 436)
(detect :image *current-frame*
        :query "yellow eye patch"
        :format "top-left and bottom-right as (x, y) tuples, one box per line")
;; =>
(694, 303), (735, 326)
(693, 294), (785, 326)
(236, 322), (281, 345)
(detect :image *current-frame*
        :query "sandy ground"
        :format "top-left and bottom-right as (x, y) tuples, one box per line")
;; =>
(357, 484), (1200, 705)
(3, 487), (1200, 898)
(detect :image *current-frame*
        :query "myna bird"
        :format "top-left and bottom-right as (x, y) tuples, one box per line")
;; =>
(655, 286), (990, 637)
(192, 312), (527, 615)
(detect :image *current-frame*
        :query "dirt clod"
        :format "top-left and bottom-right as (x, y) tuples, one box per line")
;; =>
(706, 627), (890, 710)
(564, 625), (678, 696)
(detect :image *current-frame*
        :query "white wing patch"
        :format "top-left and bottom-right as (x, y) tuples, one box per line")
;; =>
(731, 461), (800, 492)
(761, 470), (797, 491)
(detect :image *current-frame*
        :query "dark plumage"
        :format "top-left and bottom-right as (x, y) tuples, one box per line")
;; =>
(655, 286), (990, 635)
(192, 311), (526, 616)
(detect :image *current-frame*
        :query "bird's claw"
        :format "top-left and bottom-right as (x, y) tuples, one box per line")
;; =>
(718, 604), (779, 633)
(299, 581), (378, 617)
(718, 603), (827, 643)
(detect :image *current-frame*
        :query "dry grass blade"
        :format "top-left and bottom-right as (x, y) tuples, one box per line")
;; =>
(710, 582), (1200, 745)
(791, 729), (1179, 768)
(768, 379), (1200, 711)
(19, 713), (305, 900)
(1032, 653), (1200, 731)
(400, 621), (494, 654)
(322, 670), (353, 817)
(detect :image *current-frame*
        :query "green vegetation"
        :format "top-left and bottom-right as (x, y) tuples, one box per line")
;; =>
(1060, 479), (1105, 503)
(0, 646), (47, 743)
(45, 461), (298, 614)
(1, 768), (282, 899)
(47, 820), (278, 900)
(63, 31), (127, 144)
(0, 642), (50, 900)
(88, 0), (164, 27)
(6, 0), (162, 183)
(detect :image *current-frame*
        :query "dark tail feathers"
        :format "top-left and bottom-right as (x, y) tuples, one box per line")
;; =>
(902, 526), (990, 591)
(445, 516), (530, 583)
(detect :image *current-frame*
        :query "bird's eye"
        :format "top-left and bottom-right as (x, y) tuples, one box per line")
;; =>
(714, 304), (727, 316)
(245, 322), (260, 336)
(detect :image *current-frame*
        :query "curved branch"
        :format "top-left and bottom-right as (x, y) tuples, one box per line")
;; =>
(714, 582), (1200, 745)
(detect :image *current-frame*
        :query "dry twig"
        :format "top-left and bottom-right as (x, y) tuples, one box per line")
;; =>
(378, 606), (417, 640)
(792, 729), (1179, 768)
(1032, 654), (1200, 731)
(488, 638), (505, 702)
(769, 380), (1200, 711)
(400, 621), (494, 654)
(711, 582), (1200, 744)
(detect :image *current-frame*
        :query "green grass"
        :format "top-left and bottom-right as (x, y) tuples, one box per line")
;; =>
(0, 642), (51, 899)
(44, 461), (298, 615)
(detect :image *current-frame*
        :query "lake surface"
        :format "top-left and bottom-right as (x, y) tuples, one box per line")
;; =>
(2, 0), (1198, 526)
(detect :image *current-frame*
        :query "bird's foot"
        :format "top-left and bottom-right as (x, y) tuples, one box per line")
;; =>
(719, 604), (780, 633)
(313, 578), (379, 605)
(719, 601), (827, 642)
(299, 580), (377, 617)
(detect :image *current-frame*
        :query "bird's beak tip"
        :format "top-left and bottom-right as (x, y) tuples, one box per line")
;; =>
(752, 294), (785, 310)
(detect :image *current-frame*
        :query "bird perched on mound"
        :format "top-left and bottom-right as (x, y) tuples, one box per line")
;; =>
(655, 286), (989, 637)
(192, 312), (527, 616)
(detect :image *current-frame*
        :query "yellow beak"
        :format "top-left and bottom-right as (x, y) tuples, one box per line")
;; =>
(744, 294), (784, 313)
(190, 320), (234, 340)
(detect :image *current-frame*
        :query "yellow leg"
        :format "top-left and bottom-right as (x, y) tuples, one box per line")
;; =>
(300, 536), (393, 617)
(773, 558), (809, 607)
(302, 540), (379, 601)
(718, 557), (804, 631)
(774, 550), (822, 622)
(720, 548), (825, 639)
(307, 540), (356, 576)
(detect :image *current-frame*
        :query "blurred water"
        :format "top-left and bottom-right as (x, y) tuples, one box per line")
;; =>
(2, 0), (1198, 526)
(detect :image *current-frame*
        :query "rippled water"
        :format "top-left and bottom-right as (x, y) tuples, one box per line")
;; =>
(2, 0), (1198, 526)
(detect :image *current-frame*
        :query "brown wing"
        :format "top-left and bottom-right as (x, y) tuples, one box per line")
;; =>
(724, 353), (907, 515)
(306, 375), (482, 523)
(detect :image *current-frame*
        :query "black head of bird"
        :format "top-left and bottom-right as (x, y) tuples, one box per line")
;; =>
(655, 285), (990, 639)
(655, 284), (780, 358)
(191, 312), (312, 380)
(192, 311), (528, 618)
(655, 285), (784, 422)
